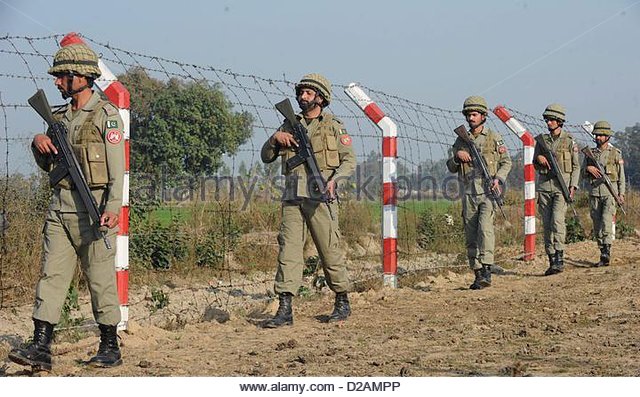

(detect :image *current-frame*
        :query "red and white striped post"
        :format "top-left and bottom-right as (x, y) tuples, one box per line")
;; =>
(493, 106), (536, 261)
(344, 83), (398, 287)
(59, 33), (131, 329)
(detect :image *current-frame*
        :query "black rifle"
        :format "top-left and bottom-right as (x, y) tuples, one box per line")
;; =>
(453, 125), (506, 219)
(581, 147), (626, 215)
(28, 89), (112, 249)
(275, 98), (334, 219)
(534, 134), (578, 217)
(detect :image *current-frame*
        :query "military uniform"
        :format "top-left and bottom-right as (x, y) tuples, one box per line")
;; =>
(261, 111), (356, 295)
(446, 127), (512, 271)
(31, 90), (125, 326)
(533, 130), (580, 256)
(9, 42), (124, 371)
(261, 74), (356, 328)
(582, 133), (625, 265)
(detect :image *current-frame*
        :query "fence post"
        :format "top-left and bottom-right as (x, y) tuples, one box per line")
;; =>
(493, 106), (536, 261)
(344, 83), (398, 287)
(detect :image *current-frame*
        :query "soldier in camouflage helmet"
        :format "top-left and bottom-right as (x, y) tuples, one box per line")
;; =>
(9, 43), (125, 371)
(581, 120), (626, 267)
(534, 104), (580, 276)
(447, 96), (512, 290)
(261, 73), (356, 327)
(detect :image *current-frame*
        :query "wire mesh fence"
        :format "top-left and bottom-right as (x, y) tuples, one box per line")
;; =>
(0, 33), (634, 318)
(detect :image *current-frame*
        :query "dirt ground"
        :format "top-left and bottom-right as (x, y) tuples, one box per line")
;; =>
(1, 238), (639, 377)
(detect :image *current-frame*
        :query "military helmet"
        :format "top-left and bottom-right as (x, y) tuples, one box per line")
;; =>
(542, 103), (566, 122)
(295, 73), (332, 105)
(462, 96), (488, 115)
(48, 44), (101, 78)
(592, 120), (613, 136)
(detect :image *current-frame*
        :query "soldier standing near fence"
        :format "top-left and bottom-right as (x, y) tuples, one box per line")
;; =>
(533, 104), (580, 276)
(581, 121), (625, 267)
(8, 43), (125, 371)
(446, 96), (512, 290)
(260, 74), (356, 327)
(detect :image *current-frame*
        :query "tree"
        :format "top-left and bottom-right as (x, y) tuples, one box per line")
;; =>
(614, 122), (640, 188)
(118, 67), (253, 183)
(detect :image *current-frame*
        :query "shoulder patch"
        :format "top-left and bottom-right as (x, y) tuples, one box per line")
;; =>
(340, 135), (352, 146)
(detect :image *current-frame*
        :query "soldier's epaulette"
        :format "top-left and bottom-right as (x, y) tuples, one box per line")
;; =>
(101, 101), (119, 117)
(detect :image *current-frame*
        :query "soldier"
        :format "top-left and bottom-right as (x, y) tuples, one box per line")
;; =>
(446, 96), (512, 290)
(8, 43), (125, 371)
(533, 104), (580, 276)
(261, 74), (356, 327)
(582, 121), (625, 267)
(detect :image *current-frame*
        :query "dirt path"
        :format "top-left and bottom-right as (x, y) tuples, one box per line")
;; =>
(1, 238), (639, 377)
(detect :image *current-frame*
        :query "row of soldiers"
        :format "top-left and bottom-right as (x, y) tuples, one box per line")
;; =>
(5, 41), (626, 372)
(446, 96), (626, 290)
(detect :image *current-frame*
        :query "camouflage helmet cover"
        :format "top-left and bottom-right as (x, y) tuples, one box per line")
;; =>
(542, 103), (566, 122)
(295, 73), (332, 105)
(48, 44), (101, 78)
(592, 120), (613, 136)
(462, 96), (488, 115)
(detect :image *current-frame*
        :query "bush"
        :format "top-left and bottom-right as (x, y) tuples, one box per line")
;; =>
(566, 216), (587, 243)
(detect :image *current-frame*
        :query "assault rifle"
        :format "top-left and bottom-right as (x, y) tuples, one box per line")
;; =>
(534, 135), (577, 217)
(453, 125), (506, 219)
(581, 147), (626, 215)
(275, 98), (334, 218)
(28, 89), (112, 249)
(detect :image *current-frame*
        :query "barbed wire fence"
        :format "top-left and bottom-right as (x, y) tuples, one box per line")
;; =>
(0, 34), (631, 326)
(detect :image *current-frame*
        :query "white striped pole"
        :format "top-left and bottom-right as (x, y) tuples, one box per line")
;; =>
(344, 83), (398, 287)
(60, 33), (131, 329)
(493, 106), (536, 261)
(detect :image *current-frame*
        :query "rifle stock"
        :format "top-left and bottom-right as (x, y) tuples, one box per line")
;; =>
(453, 125), (506, 219)
(28, 89), (112, 249)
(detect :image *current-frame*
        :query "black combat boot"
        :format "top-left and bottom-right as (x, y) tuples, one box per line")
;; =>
(263, 293), (293, 328)
(554, 251), (565, 272)
(327, 292), (351, 322)
(8, 319), (54, 371)
(469, 269), (490, 290)
(596, 245), (611, 267)
(481, 265), (492, 287)
(544, 253), (560, 276)
(88, 324), (122, 367)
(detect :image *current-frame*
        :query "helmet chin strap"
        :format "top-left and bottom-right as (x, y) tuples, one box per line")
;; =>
(61, 73), (90, 99)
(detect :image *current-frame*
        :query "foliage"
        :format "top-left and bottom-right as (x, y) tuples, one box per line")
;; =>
(118, 67), (253, 182)
(150, 288), (170, 312)
(614, 123), (640, 187)
(130, 216), (188, 270)
(616, 219), (636, 240)
(566, 216), (587, 243)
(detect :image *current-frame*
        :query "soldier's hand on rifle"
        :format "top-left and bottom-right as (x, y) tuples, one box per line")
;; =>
(536, 155), (550, 169)
(586, 165), (602, 179)
(619, 194), (625, 205)
(456, 150), (471, 163)
(270, 131), (298, 148)
(569, 186), (576, 200)
(32, 134), (58, 155)
(326, 179), (337, 201)
(491, 179), (502, 195)
(100, 211), (119, 229)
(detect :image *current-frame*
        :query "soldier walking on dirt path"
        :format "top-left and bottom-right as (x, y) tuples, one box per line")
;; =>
(581, 121), (626, 267)
(260, 74), (356, 327)
(533, 104), (580, 276)
(8, 43), (125, 371)
(446, 96), (512, 290)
